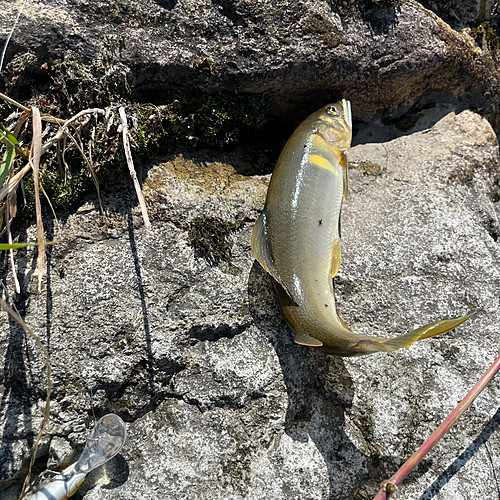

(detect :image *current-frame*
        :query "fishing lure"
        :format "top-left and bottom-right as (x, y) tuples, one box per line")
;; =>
(252, 100), (469, 356)
(28, 413), (127, 499)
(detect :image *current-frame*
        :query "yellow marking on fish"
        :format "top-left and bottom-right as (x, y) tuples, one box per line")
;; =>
(309, 155), (336, 172)
(312, 134), (342, 160)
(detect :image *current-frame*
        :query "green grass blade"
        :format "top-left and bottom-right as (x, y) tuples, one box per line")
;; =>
(0, 129), (16, 149)
(1, 126), (19, 146)
(0, 147), (15, 187)
(0, 241), (57, 250)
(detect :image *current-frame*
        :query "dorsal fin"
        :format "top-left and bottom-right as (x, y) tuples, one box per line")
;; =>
(251, 209), (294, 299)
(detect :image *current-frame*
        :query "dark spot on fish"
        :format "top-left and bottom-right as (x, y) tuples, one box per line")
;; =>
(324, 304), (328, 307)
(318, 219), (322, 225)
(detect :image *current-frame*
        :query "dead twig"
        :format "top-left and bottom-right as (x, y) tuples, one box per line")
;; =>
(373, 354), (500, 500)
(119, 106), (151, 229)
(41, 108), (105, 154)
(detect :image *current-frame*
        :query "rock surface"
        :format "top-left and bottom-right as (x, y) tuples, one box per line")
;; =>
(1, 0), (500, 127)
(1, 109), (500, 499)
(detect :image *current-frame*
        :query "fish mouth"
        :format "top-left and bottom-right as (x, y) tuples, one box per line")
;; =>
(341, 99), (352, 129)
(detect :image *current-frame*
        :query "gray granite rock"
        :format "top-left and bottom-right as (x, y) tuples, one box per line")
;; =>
(47, 436), (75, 470)
(1, 0), (500, 126)
(1, 109), (500, 499)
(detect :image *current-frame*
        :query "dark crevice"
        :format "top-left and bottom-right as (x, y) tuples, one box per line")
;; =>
(211, 0), (248, 26)
(484, 217), (500, 242)
(187, 323), (248, 344)
(91, 358), (187, 422)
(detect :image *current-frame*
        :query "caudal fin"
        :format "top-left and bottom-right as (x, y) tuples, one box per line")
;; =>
(358, 315), (471, 353)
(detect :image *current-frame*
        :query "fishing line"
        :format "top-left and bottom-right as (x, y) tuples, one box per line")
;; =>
(0, 0), (28, 72)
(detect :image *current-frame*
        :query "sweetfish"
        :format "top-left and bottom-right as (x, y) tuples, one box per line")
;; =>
(251, 100), (470, 357)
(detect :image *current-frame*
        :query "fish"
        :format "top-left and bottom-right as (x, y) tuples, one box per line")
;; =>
(251, 99), (470, 357)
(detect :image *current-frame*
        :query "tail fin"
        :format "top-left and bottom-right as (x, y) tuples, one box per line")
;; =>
(358, 315), (471, 353)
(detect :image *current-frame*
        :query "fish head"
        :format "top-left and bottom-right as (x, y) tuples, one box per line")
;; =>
(316, 99), (352, 151)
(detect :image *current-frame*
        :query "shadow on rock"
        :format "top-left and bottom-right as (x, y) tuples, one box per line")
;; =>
(0, 226), (36, 485)
(153, 0), (178, 9)
(353, 106), (455, 146)
(73, 453), (130, 499)
(418, 407), (500, 500)
(127, 211), (155, 397)
(247, 260), (372, 498)
(360, 2), (400, 36)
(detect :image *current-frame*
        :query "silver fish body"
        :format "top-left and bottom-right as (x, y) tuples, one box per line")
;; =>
(252, 100), (469, 356)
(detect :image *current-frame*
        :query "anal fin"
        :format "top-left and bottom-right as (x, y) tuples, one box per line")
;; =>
(295, 331), (323, 347)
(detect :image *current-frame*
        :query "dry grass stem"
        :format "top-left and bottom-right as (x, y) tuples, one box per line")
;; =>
(6, 197), (20, 293)
(0, 162), (31, 202)
(30, 107), (45, 293)
(0, 93), (64, 125)
(0, 91), (30, 112)
(119, 106), (151, 229)
(13, 109), (31, 139)
(41, 108), (105, 154)
(39, 182), (59, 225)
(65, 128), (103, 213)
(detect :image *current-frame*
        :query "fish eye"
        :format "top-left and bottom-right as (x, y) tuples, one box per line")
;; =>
(326, 106), (339, 116)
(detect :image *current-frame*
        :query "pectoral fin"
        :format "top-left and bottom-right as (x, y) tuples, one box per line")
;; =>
(295, 331), (323, 347)
(330, 238), (342, 277)
(252, 209), (294, 299)
(340, 152), (348, 201)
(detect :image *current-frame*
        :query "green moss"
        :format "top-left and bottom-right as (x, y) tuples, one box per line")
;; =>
(187, 217), (242, 266)
(1, 50), (271, 226)
(351, 160), (385, 176)
(19, 168), (91, 222)
(472, 22), (500, 51)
